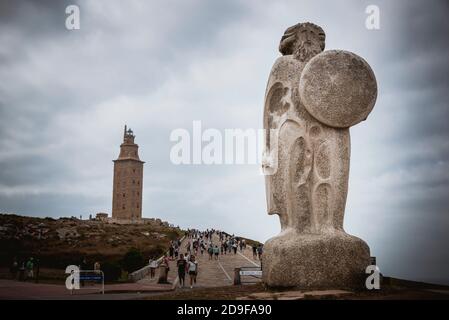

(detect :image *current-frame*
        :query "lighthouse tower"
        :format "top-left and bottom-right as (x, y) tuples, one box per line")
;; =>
(112, 125), (144, 220)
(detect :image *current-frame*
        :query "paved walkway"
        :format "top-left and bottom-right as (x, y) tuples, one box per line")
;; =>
(0, 278), (174, 300)
(139, 233), (261, 289)
(0, 233), (261, 299)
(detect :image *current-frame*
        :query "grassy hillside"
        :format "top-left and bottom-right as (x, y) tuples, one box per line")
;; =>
(0, 214), (184, 271)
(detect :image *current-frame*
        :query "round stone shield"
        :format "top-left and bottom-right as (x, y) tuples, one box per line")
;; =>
(299, 50), (377, 128)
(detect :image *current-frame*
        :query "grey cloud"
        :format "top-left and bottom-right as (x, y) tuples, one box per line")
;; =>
(0, 0), (448, 285)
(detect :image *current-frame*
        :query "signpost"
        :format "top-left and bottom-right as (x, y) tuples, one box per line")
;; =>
(234, 267), (262, 285)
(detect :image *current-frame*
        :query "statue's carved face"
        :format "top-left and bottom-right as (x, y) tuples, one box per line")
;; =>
(279, 23), (325, 62)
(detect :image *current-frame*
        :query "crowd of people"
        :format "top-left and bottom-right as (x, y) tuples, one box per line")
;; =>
(9, 255), (102, 285)
(8, 229), (263, 289)
(146, 229), (263, 289)
(9, 256), (39, 282)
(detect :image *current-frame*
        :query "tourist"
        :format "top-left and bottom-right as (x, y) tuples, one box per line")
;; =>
(149, 257), (158, 279)
(222, 241), (227, 255)
(157, 254), (170, 284)
(169, 243), (175, 260)
(252, 245), (257, 259)
(80, 257), (88, 286)
(187, 255), (198, 289)
(232, 242), (238, 254)
(177, 254), (187, 288)
(163, 253), (170, 268)
(257, 244), (263, 260)
(207, 244), (213, 260)
(10, 257), (18, 280)
(175, 245), (179, 259)
(25, 257), (34, 280)
(213, 245), (220, 260)
(34, 256), (40, 283)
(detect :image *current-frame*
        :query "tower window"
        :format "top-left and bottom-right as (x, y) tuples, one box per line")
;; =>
(123, 193), (125, 197)
(133, 180), (135, 184)
(137, 181), (140, 185)
(133, 169), (136, 173)
(122, 205), (125, 210)
(137, 204), (139, 208)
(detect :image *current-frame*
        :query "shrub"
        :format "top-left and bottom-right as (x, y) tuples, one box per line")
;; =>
(121, 248), (145, 273)
(101, 261), (122, 282)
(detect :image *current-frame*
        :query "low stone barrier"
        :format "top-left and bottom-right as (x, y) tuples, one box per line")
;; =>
(128, 235), (186, 282)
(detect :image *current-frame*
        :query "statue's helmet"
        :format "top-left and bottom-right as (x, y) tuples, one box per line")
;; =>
(279, 22), (325, 56)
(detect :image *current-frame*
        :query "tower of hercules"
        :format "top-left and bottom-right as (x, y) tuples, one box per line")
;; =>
(112, 125), (144, 220)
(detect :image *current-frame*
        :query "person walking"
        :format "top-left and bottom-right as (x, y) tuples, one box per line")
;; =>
(25, 257), (34, 281)
(177, 254), (187, 288)
(34, 256), (40, 283)
(252, 245), (257, 259)
(157, 254), (170, 284)
(257, 244), (263, 260)
(207, 244), (213, 260)
(213, 245), (220, 260)
(174, 245), (179, 259)
(223, 241), (227, 255)
(149, 257), (158, 279)
(187, 255), (198, 289)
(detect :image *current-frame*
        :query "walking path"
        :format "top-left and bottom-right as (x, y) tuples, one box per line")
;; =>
(139, 233), (261, 289)
(0, 279), (172, 300)
(0, 232), (262, 299)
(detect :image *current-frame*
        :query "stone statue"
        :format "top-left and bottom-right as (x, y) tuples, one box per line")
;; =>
(262, 22), (377, 288)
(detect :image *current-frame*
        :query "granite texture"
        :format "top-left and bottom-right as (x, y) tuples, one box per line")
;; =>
(299, 50), (377, 128)
(262, 22), (377, 289)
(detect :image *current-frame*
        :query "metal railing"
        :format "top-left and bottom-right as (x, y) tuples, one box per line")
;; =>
(70, 270), (104, 295)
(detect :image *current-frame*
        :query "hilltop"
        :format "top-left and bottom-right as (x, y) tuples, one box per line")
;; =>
(0, 213), (183, 273)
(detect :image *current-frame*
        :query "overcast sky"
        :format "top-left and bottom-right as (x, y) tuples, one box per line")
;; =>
(0, 0), (448, 284)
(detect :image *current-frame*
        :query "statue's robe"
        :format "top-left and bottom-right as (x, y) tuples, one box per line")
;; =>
(263, 54), (350, 235)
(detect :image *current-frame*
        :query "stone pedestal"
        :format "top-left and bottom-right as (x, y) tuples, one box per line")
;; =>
(157, 265), (169, 284)
(262, 230), (370, 289)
